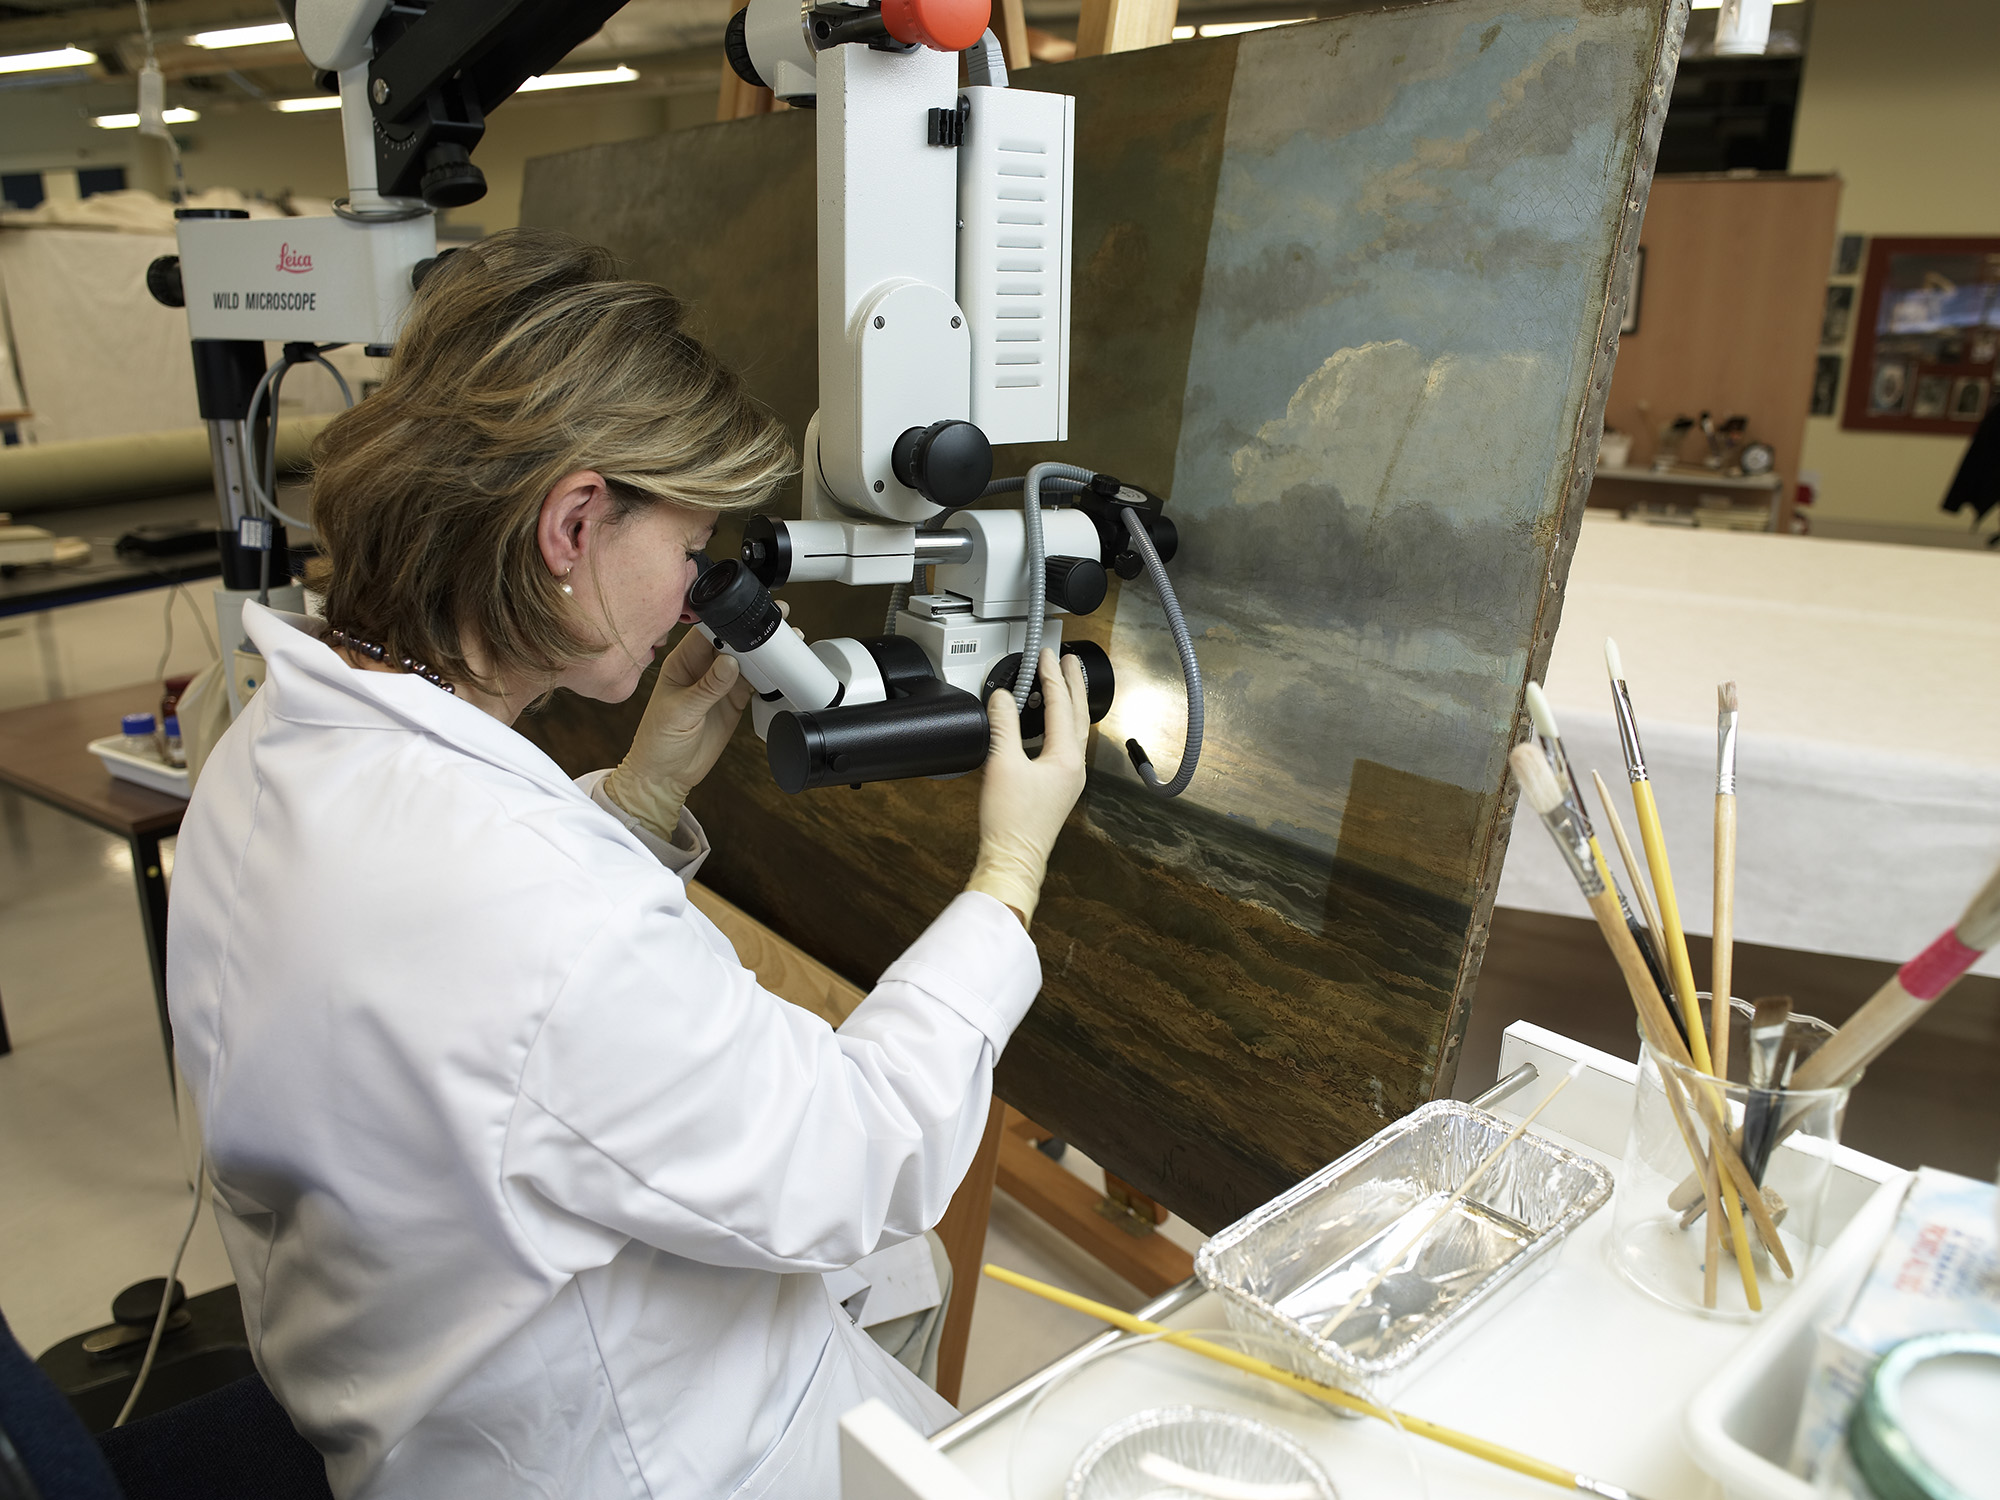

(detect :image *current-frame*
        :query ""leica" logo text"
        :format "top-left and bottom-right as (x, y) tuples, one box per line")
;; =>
(276, 243), (314, 274)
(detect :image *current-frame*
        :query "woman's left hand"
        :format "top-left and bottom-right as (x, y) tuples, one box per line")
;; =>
(603, 630), (753, 841)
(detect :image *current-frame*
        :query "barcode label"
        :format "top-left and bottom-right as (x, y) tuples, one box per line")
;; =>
(238, 516), (273, 551)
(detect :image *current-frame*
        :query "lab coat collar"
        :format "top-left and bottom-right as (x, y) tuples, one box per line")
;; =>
(241, 601), (586, 801)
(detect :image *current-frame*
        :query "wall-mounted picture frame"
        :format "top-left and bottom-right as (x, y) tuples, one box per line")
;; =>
(1912, 374), (1952, 419)
(1811, 354), (1842, 416)
(1843, 236), (2000, 434)
(1867, 358), (1910, 416)
(1821, 284), (1854, 346)
(1950, 376), (1990, 421)
(1620, 245), (1645, 335)
(1833, 234), (1864, 277)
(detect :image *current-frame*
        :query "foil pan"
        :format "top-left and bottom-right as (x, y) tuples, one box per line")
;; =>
(1195, 1099), (1611, 1395)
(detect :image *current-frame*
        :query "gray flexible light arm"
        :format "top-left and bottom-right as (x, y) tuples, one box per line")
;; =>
(1119, 506), (1203, 797)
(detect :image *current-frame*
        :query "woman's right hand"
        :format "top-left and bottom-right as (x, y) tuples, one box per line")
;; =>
(965, 649), (1091, 927)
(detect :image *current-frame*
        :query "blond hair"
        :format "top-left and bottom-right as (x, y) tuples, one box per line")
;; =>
(306, 228), (794, 688)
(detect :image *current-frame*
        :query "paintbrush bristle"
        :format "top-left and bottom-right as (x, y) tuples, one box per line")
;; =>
(1751, 994), (1791, 1032)
(1509, 741), (1566, 817)
(1720, 681), (1738, 712)
(1604, 638), (1624, 682)
(1525, 681), (1560, 740)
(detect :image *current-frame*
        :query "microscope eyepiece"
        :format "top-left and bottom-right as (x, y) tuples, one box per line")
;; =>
(690, 558), (784, 654)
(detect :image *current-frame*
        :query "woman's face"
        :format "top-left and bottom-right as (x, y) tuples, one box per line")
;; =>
(557, 495), (716, 704)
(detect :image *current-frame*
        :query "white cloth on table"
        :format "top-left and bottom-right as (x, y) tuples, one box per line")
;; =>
(167, 603), (1042, 1499)
(1498, 515), (2000, 977)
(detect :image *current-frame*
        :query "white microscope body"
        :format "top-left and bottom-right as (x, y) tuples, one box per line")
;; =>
(708, 0), (1199, 794)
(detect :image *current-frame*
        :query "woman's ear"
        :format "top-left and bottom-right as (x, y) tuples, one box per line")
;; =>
(537, 470), (612, 579)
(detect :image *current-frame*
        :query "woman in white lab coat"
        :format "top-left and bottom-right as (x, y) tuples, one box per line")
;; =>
(165, 229), (1091, 1500)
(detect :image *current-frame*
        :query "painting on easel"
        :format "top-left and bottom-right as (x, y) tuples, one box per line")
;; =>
(519, 0), (1685, 1231)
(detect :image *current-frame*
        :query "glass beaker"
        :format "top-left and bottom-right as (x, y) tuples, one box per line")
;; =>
(1607, 996), (1853, 1321)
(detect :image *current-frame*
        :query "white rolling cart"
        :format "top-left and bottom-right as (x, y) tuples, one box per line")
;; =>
(841, 1021), (1909, 1500)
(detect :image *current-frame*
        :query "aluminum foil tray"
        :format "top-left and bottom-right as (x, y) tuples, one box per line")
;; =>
(1195, 1099), (1612, 1393)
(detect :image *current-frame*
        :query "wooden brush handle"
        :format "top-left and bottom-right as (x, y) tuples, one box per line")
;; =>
(1713, 794), (1736, 1077)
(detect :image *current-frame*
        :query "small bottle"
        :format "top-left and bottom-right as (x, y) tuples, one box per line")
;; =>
(161, 716), (185, 769)
(119, 712), (157, 757)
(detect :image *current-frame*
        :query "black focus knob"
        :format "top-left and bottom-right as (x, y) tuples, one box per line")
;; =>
(1045, 555), (1107, 615)
(145, 255), (184, 308)
(419, 144), (486, 209)
(724, 8), (767, 87)
(891, 420), (992, 506)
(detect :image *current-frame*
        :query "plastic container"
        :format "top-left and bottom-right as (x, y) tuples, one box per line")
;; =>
(1065, 1406), (1336, 1500)
(1683, 1174), (1909, 1499)
(117, 712), (157, 757)
(1609, 998), (1852, 1321)
(160, 715), (185, 769)
(88, 735), (191, 799)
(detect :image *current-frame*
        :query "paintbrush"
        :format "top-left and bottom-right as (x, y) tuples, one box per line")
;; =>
(1526, 684), (1675, 1009)
(1590, 768), (1688, 1049)
(983, 1264), (1660, 1499)
(1668, 856), (2000, 1216)
(1513, 745), (1777, 1300)
(1713, 683), (1739, 1079)
(1602, 646), (1761, 1298)
(1605, 639), (1713, 1072)
(1322, 1058), (1587, 1343)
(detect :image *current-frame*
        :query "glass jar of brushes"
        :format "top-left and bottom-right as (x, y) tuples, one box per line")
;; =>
(1608, 996), (1854, 1321)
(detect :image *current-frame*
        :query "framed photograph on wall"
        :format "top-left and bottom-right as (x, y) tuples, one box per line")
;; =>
(1843, 236), (2000, 434)
(1912, 374), (1951, 419)
(1866, 359), (1909, 416)
(1821, 284), (1854, 346)
(1620, 246), (1645, 336)
(1951, 377), (1990, 421)
(1811, 355), (1841, 416)
(1833, 234), (1864, 276)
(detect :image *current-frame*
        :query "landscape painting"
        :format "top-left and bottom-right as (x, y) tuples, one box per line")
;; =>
(519, 0), (1684, 1231)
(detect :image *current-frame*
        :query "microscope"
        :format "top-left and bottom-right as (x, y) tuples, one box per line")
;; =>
(144, 0), (1202, 795)
(707, 0), (1202, 794)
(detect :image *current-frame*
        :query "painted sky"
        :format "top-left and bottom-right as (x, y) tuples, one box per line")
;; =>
(1095, 0), (1655, 864)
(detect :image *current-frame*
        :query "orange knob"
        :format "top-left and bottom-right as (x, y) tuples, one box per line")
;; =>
(881, 0), (991, 52)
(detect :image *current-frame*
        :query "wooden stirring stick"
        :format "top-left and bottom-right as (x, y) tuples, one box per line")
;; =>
(982, 1264), (1661, 1498)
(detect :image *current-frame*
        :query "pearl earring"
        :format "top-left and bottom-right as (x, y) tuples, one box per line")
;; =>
(560, 568), (574, 597)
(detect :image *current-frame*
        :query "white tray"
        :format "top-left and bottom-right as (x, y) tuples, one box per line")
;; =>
(1682, 1172), (1911, 1500)
(87, 736), (190, 800)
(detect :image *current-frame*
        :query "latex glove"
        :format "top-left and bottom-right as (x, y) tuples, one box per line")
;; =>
(966, 649), (1090, 927)
(603, 629), (753, 842)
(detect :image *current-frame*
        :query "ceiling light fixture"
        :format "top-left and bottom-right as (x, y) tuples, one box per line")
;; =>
(94, 107), (199, 128)
(188, 22), (295, 48)
(515, 65), (639, 92)
(0, 46), (96, 74)
(271, 95), (342, 112)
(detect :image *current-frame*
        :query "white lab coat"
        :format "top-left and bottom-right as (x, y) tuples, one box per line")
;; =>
(166, 604), (1040, 1500)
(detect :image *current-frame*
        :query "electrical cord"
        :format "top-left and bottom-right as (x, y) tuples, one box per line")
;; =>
(1012, 461), (1095, 710)
(151, 578), (219, 684)
(112, 1163), (210, 1428)
(1119, 506), (1203, 796)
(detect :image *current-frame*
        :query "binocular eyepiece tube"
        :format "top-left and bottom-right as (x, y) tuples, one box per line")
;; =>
(690, 558), (844, 711)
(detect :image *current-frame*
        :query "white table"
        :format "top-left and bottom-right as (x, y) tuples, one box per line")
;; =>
(1497, 513), (2000, 978)
(842, 1023), (1904, 1500)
